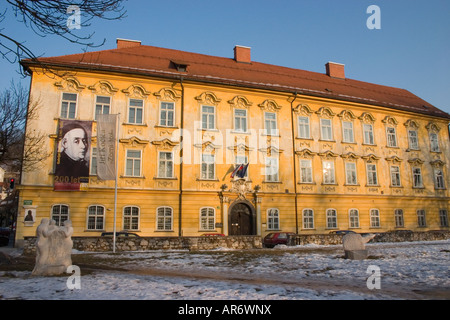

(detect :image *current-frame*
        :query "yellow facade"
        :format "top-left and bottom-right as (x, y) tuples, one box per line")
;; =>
(16, 55), (450, 246)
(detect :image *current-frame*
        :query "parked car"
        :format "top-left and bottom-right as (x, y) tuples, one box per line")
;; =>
(101, 232), (140, 238)
(263, 232), (295, 248)
(0, 227), (11, 247)
(329, 230), (357, 235)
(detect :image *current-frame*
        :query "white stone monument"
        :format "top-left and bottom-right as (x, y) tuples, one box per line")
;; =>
(32, 219), (73, 276)
(342, 233), (375, 260)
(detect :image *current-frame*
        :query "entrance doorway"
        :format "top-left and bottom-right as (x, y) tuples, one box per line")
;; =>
(229, 202), (255, 235)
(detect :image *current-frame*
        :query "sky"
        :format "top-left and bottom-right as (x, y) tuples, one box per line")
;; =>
(0, 0), (449, 116)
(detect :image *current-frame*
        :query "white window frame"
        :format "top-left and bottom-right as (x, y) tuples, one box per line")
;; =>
(51, 204), (69, 227)
(234, 155), (249, 179)
(407, 129), (419, 150)
(128, 98), (144, 124)
(267, 208), (280, 230)
(87, 205), (105, 231)
(370, 209), (380, 228)
(345, 162), (357, 185)
(434, 168), (445, 189)
(320, 118), (333, 141)
(394, 209), (404, 228)
(322, 160), (336, 184)
(265, 156), (279, 182)
(363, 123), (375, 145)
(158, 151), (174, 178)
(326, 208), (338, 229)
(386, 126), (398, 147)
(201, 153), (215, 180)
(123, 206), (140, 231)
(201, 105), (216, 130)
(300, 159), (313, 183)
(342, 121), (354, 143)
(349, 209), (360, 228)
(302, 209), (314, 229)
(125, 150), (142, 177)
(298, 116), (310, 139)
(429, 133), (440, 152)
(200, 207), (216, 231)
(234, 108), (248, 133)
(60, 92), (78, 119)
(94, 95), (111, 120)
(156, 206), (173, 231)
(366, 163), (378, 186)
(412, 167), (423, 188)
(390, 165), (401, 187)
(264, 112), (277, 135)
(159, 101), (175, 127)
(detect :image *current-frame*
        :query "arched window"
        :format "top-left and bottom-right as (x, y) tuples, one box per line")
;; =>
(123, 206), (140, 230)
(267, 208), (280, 230)
(51, 204), (69, 226)
(370, 209), (380, 228)
(157, 207), (173, 231)
(87, 205), (105, 230)
(349, 209), (360, 228)
(200, 207), (215, 231)
(302, 209), (314, 229)
(326, 209), (337, 229)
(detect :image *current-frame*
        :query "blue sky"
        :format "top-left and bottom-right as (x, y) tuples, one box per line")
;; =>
(1, 0), (449, 115)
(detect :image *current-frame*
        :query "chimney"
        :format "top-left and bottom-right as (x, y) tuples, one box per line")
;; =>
(116, 38), (141, 49)
(234, 45), (251, 64)
(325, 62), (345, 79)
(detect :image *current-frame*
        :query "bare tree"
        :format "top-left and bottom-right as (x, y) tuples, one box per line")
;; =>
(0, 0), (126, 72)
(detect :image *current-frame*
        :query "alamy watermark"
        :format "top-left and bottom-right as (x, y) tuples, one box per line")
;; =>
(367, 5), (381, 30)
(67, 5), (81, 30)
(66, 265), (81, 290)
(366, 265), (381, 290)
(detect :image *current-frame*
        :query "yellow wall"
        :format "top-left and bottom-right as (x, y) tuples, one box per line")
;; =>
(15, 68), (450, 245)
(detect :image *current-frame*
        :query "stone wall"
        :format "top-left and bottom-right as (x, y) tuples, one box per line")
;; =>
(23, 235), (262, 255)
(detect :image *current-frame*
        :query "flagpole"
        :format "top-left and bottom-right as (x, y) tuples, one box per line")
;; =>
(112, 113), (120, 253)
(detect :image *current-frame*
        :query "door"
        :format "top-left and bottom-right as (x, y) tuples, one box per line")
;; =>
(229, 203), (253, 235)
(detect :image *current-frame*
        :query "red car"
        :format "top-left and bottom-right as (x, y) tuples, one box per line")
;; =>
(263, 232), (295, 248)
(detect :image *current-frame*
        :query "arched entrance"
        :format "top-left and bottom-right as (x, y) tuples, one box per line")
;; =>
(228, 201), (256, 235)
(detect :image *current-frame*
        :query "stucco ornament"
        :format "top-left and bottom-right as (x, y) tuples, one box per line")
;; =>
(32, 219), (73, 276)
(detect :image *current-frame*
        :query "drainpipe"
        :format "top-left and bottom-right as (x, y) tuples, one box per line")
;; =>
(290, 92), (299, 234)
(178, 77), (185, 237)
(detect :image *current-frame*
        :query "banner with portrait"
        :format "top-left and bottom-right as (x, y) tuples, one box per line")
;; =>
(54, 120), (92, 191)
(96, 114), (118, 180)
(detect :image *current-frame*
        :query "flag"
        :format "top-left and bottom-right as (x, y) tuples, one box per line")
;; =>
(236, 163), (249, 178)
(96, 114), (118, 180)
(231, 164), (243, 178)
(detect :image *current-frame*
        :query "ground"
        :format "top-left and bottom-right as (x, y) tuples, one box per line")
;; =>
(0, 240), (449, 300)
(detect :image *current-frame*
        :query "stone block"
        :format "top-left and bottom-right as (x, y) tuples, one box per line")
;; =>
(344, 250), (368, 260)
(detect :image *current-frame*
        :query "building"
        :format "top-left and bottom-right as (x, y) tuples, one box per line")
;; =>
(15, 39), (450, 246)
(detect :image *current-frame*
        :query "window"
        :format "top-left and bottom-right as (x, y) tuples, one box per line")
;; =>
(434, 168), (445, 189)
(395, 209), (404, 227)
(201, 105), (215, 130)
(51, 205), (69, 226)
(390, 165), (401, 187)
(300, 159), (313, 183)
(264, 112), (277, 135)
(342, 121), (354, 143)
(408, 130), (419, 150)
(366, 163), (378, 186)
(61, 93), (77, 119)
(265, 157), (279, 182)
(128, 99), (144, 124)
(370, 209), (380, 228)
(412, 167), (423, 188)
(320, 118), (333, 141)
(234, 109), (247, 132)
(349, 209), (360, 228)
(87, 205), (105, 230)
(429, 133), (440, 152)
(439, 210), (449, 227)
(90, 147), (97, 175)
(363, 123), (375, 145)
(158, 152), (174, 178)
(417, 209), (426, 227)
(157, 207), (173, 231)
(126, 150), (141, 177)
(95, 96), (111, 120)
(386, 127), (398, 147)
(123, 206), (139, 230)
(235, 155), (248, 178)
(326, 209), (337, 229)
(200, 207), (215, 231)
(322, 161), (335, 184)
(302, 209), (314, 229)
(201, 154), (215, 180)
(298, 116), (310, 139)
(160, 102), (175, 127)
(267, 208), (280, 230)
(345, 162), (357, 185)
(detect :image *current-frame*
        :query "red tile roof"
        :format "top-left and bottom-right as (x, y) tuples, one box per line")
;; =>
(21, 44), (449, 119)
